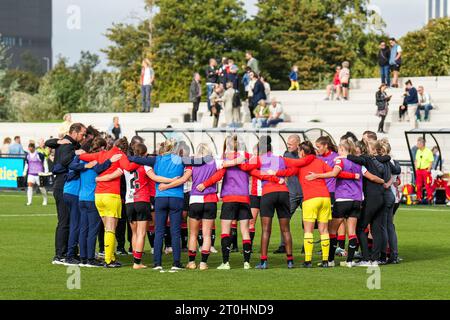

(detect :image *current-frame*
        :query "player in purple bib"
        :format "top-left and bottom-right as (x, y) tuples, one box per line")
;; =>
(306, 138), (363, 267)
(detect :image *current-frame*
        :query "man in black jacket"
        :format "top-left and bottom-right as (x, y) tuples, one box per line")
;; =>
(46, 123), (86, 265)
(378, 41), (391, 87)
(189, 73), (202, 122)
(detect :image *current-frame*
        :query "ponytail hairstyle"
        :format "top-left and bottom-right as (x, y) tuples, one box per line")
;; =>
(196, 143), (212, 157)
(340, 131), (358, 143)
(161, 138), (176, 155)
(114, 137), (129, 154)
(316, 136), (338, 153)
(339, 138), (356, 156)
(258, 135), (272, 154)
(367, 140), (377, 156)
(90, 137), (107, 153)
(299, 141), (316, 155)
(133, 143), (148, 157)
(375, 138), (391, 156)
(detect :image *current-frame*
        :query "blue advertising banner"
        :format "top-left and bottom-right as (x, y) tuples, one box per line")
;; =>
(0, 157), (25, 188)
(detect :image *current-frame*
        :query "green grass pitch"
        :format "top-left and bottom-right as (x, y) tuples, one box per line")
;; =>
(1, 192), (450, 300)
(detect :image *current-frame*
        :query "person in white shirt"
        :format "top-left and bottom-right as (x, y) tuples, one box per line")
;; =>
(265, 98), (284, 128)
(140, 59), (155, 112)
(415, 86), (433, 122)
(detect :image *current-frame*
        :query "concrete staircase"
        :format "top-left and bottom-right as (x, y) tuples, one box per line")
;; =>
(1, 76), (449, 167)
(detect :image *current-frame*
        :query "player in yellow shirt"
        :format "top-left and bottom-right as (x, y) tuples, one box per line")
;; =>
(414, 137), (434, 204)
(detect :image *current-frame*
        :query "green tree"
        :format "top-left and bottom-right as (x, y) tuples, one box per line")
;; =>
(255, 0), (346, 89)
(103, 22), (150, 111)
(0, 41), (14, 120)
(152, 0), (255, 102)
(104, 0), (256, 106)
(401, 18), (450, 77)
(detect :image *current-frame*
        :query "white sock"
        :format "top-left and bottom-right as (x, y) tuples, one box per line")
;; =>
(39, 187), (48, 204)
(27, 186), (33, 204)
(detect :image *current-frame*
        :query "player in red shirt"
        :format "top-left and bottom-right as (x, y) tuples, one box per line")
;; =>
(249, 144), (262, 246)
(123, 143), (153, 269)
(276, 141), (358, 268)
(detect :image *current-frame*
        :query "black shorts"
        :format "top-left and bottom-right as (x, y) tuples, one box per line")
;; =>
(183, 192), (190, 212)
(390, 64), (401, 72)
(332, 201), (362, 219)
(189, 202), (217, 220)
(126, 202), (152, 222)
(250, 195), (261, 209)
(341, 83), (349, 88)
(260, 192), (291, 219)
(221, 202), (252, 221)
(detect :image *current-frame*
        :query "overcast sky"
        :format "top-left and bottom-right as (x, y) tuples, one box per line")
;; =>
(53, 0), (426, 69)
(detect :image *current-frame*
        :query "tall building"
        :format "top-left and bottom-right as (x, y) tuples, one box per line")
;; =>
(426, 0), (450, 22)
(0, 0), (52, 74)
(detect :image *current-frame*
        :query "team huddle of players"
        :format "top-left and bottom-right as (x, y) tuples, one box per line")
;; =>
(40, 126), (401, 270)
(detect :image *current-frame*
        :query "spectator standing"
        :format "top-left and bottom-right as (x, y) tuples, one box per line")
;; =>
(324, 66), (342, 100)
(205, 58), (218, 113)
(209, 84), (224, 128)
(226, 60), (240, 90)
(218, 57), (229, 87)
(1, 137), (11, 154)
(242, 66), (251, 97)
(223, 82), (239, 128)
(378, 41), (391, 87)
(403, 80), (419, 127)
(416, 86), (433, 122)
(375, 84), (392, 133)
(58, 114), (73, 138)
(389, 38), (402, 88)
(9, 136), (25, 155)
(141, 59), (155, 112)
(265, 98), (284, 128)
(251, 73), (267, 115)
(289, 65), (300, 91)
(252, 100), (270, 128)
(339, 61), (351, 101)
(189, 73), (202, 123)
(261, 75), (271, 103)
(414, 137), (434, 204)
(247, 72), (257, 119)
(108, 116), (123, 141)
(246, 51), (260, 75)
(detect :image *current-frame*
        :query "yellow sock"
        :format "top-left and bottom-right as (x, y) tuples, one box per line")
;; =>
(104, 231), (116, 264)
(321, 234), (330, 262)
(303, 233), (314, 262)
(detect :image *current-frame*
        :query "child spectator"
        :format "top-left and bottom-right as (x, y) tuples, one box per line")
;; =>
(324, 66), (342, 100)
(289, 65), (300, 91)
